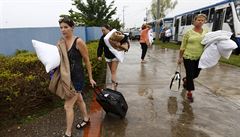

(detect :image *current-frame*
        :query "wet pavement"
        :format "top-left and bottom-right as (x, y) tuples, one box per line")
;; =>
(1, 41), (240, 137)
(101, 41), (240, 137)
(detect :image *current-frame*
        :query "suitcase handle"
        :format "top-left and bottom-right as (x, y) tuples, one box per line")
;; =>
(93, 86), (118, 101)
(93, 86), (104, 96)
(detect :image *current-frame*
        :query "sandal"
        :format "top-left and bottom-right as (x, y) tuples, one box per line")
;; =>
(76, 118), (90, 129)
(111, 80), (118, 88)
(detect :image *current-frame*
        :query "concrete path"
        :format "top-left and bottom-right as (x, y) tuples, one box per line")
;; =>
(1, 41), (240, 137)
(100, 41), (240, 137)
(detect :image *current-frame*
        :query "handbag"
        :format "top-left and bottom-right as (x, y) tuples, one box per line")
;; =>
(169, 64), (181, 91)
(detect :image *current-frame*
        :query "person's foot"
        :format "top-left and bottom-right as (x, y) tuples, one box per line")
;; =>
(111, 80), (118, 90)
(64, 133), (72, 137)
(186, 91), (194, 103)
(76, 118), (90, 129)
(141, 60), (146, 63)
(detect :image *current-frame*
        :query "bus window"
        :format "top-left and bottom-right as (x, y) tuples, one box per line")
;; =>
(225, 7), (234, 32)
(186, 14), (193, 25)
(237, 6), (240, 20)
(208, 8), (215, 23)
(193, 11), (200, 19)
(201, 9), (209, 20)
(212, 9), (224, 31)
(225, 7), (233, 23)
(235, 0), (240, 20)
(181, 15), (186, 26)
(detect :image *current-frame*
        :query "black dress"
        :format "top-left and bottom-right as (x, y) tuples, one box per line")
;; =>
(68, 37), (85, 92)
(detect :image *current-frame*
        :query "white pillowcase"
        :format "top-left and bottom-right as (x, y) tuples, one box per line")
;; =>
(32, 40), (60, 73)
(104, 29), (125, 62)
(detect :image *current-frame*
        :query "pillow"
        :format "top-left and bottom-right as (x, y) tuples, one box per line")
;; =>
(104, 29), (125, 62)
(32, 40), (60, 73)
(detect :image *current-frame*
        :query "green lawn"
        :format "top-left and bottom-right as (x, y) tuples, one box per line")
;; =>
(154, 40), (240, 67)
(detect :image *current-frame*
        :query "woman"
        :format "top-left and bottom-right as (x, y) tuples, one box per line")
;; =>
(97, 24), (119, 90)
(56, 16), (96, 137)
(177, 14), (208, 103)
(139, 24), (150, 63)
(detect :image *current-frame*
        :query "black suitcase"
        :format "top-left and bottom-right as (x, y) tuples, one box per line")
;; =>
(94, 88), (128, 118)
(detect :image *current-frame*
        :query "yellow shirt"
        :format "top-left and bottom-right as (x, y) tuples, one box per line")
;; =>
(180, 28), (208, 60)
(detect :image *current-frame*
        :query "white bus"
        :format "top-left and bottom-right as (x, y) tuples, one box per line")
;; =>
(147, 17), (174, 39)
(173, 0), (240, 50)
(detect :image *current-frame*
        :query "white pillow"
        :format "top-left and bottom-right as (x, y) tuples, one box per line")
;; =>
(32, 40), (60, 73)
(198, 43), (221, 69)
(104, 29), (125, 62)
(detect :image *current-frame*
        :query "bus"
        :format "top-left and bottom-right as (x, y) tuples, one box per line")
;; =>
(173, 0), (240, 49)
(147, 17), (174, 40)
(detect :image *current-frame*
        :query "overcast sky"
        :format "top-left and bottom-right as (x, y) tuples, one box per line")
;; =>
(0, 0), (223, 29)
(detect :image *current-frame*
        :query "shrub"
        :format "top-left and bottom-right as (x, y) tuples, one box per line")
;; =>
(0, 42), (106, 127)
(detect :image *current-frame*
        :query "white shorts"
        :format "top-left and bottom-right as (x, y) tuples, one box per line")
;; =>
(105, 57), (119, 62)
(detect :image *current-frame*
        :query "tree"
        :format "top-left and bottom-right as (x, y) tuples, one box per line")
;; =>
(151, 0), (178, 19)
(67, 0), (121, 28)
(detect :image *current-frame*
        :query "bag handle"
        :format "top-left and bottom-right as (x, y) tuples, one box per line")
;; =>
(175, 64), (182, 73)
(93, 86), (104, 96)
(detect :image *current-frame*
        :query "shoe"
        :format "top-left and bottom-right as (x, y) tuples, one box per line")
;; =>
(64, 134), (72, 137)
(76, 118), (90, 129)
(187, 92), (194, 103)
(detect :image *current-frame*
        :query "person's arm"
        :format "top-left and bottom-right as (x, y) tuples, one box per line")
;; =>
(77, 38), (96, 87)
(97, 36), (104, 60)
(178, 31), (189, 64)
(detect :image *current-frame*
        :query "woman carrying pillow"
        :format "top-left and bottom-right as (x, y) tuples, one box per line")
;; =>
(56, 16), (96, 137)
(97, 24), (119, 90)
(177, 14), (208, 103)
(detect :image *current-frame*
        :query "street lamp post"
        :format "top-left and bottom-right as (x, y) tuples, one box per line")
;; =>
(123, 6), (127, 30)
(155, 0), (160, 40)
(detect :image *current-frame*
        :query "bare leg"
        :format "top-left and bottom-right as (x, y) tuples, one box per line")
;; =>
(64, 93), (78, 136)
(76, 93), (89, 121)
(108, 61), (119, 90)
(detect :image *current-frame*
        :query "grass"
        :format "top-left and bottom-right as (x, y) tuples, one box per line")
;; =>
(154, 39), (240, 67)
(220, 55), (240, 67)
(154, 39), (180, 50)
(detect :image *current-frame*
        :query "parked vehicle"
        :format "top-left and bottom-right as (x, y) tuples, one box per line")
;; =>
(129, 27), (141, 40)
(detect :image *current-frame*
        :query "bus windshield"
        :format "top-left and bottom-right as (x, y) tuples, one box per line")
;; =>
(235, 0), (240, 20)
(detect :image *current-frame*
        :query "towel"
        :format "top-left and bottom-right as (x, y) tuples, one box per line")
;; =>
(48, 38), (76, 99)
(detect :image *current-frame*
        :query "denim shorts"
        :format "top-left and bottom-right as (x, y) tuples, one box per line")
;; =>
(73, 82), (84, 93)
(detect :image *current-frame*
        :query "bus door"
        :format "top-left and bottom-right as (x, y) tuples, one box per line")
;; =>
(212, 9), (224, 31)
(174, 18), (180, 41)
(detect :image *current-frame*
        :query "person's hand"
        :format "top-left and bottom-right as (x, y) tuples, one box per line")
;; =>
(177, 57), (183, 64)
(146, 41), (150, 47)
(97, 57), (102, 61)
(89, 79), (96, 88)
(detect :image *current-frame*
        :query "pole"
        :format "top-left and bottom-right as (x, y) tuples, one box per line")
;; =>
(146, 7), (148, 23)
(155, 0), (160, 40)
(123, 6), (127, 30)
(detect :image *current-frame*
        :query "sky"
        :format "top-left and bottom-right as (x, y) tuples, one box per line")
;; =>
(0, 0), (223, 29)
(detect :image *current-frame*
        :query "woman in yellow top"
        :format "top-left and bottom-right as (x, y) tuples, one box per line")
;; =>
(178, 14), (208, 102)
(139, 24), (150, 63)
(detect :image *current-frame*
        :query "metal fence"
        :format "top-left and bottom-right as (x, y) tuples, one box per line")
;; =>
(0, 26), (101, 55)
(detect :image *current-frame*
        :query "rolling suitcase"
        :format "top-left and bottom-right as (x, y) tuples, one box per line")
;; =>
(94, 87), (128, 118)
